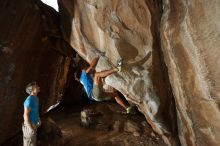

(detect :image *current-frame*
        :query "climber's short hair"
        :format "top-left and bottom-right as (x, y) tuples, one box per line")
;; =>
(25, 81), (37, 94)
(74, 69), (81, 81)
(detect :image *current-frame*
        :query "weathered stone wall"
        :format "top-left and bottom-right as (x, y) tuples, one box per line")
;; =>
(2, 0), (219, 145)
(58, 0), (179, 145)
(161, 0), (220, 145)
(0, 0), (72, 143)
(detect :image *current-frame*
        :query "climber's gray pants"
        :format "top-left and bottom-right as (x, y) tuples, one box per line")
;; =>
(22, 124), (37, 146)
(92, 85), (112, 101)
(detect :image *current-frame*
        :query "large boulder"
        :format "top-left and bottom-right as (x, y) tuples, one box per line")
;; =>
(161, 0), (220, 146)
(58, 0), (179, 145)
(0, 0), (72, 143)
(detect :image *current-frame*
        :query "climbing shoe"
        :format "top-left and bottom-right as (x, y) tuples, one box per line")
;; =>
(117, 59), (123, 72)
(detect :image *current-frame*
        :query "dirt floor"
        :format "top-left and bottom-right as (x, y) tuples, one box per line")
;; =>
(3, 102), (166, 146)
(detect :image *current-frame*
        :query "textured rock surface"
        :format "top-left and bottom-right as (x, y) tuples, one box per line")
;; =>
(2, 0), (219, 145)
(59, 0), (179, 145)
(0, 0), (72, 143)
(161, 0), (220, 146)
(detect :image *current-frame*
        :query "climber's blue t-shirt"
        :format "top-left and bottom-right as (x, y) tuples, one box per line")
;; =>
(24, 95), (39, 125)
(80, 70), (94, 101)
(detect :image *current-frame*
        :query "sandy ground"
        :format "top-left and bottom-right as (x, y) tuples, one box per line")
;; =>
(3, 102), (166, 146)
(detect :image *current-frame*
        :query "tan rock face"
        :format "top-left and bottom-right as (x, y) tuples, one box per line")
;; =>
(59, 0), (179, 145)
(0, 0), (72, 143)
(3, 0), (218, 145)
(161, 0), (220, 146)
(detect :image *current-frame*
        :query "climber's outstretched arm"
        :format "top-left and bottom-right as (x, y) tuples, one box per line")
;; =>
(86, 56), (100, 74)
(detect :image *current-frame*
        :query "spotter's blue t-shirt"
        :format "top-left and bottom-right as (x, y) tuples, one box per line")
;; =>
(80, 70), (94, 101)
(24, 95), (39, 125)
